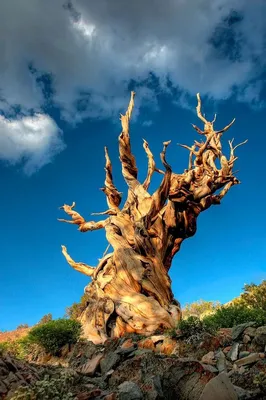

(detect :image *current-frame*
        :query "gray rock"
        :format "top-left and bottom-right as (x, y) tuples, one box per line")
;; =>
(243, 327), (257, 337)
(232, 322), (256, 341)
(216, 350), (227, 373)
(100, 352), (121, 374)
(118, 381), (143, 400)
(252, 325), (266, 351)
(234, 353), (261, 367)
(233, 385), (259, 399)
(239, 351), (250, 359)
(144, 375), (164, 400)
(228, 343), (239, 362)
(199, 372), (238, 400)
(0, 379), (7, 395)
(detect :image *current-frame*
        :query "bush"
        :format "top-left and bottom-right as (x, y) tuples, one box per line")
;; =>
(0, 337), (32, 359)
(28, 319), (82, 355)
(182, 300), (221, 320)
(202, 305), (266, 330)
(16, 324), (29, 329)
(177, 316), (217, 337)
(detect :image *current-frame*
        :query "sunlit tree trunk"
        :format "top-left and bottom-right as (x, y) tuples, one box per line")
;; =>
(59, 92), (246, 344)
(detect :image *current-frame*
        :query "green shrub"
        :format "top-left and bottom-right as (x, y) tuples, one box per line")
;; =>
(177, 316), (217, 337)
(27, 319), (82, 355)
(202, 305), (266, 329)
(0, 337), (32, 359)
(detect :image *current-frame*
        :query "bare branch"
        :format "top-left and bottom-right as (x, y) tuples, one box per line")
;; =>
(212, 113), (217, 124)
(119, 91), (138, 187)
(191, 124), (204, 135)
(196, 93), (209, 125)
(61, 245), (95, 277)
(58, 202), (108, 232)
(216, 118), (236, 135)
(142, 139), (156, 191)
(100, 146), (122, 211)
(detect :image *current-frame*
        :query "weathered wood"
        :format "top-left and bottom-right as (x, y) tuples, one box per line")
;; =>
(59, 92), (247, 343)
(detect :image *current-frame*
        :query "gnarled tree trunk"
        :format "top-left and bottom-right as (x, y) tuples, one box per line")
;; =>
(59, 92), (246, 344)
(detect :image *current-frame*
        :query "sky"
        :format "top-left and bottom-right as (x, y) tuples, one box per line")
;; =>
(0, 0), (266, 331)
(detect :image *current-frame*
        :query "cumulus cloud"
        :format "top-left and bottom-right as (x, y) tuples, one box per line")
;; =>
(0, 0), (265, 171)
(0, 114), (65, 175)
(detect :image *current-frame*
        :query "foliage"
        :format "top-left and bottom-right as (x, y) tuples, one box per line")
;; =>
(202, 304), (266, 329)
(37, 313), (53, 325)
(182, 299), (221, 319)
(254, 372), (266, 393)
(177, 316), (217, 337)
(0, 336), (33, 359)
(65, 294), (89, 320)
(27, 319), (82, 355)
(16, 324), (29, 329)
(10, 369), (79, 400)
(231, 281), (266, 311)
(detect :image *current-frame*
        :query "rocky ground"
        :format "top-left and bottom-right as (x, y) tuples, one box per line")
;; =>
(1, 322), (266, 399)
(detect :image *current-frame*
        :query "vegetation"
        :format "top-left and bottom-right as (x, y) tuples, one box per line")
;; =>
(37, 313), (53, 325)
(182, 300), (221, 319)
(0, 336), (32, 359)
(10, 369), (79, 400)
(231, 281), (266, 311)
(16, 324), (29, 329)
(27, 319), (82, 355)
(66, 294), (89, 320)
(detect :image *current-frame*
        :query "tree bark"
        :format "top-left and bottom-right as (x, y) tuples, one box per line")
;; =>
(59, 91), (247, 344)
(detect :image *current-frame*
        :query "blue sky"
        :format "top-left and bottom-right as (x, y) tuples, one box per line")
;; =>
(0, 1), (266, 331)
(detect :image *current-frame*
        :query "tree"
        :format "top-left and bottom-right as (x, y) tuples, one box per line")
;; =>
(182, 300), (221, 320)
(37, 313), (53, 325)
(231, 281), (266, 310)
(59, 92), (247, 344)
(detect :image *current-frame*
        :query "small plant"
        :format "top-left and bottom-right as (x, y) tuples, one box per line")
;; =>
(16, 324), (29, 329)
(10, 370), (79, 400)
(27, 318), (82, 355)
(253, 372), (266, 393)
(177, 316), (216, 337)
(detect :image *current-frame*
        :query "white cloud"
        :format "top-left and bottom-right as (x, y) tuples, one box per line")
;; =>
(0, 114), (65, 175)
(0, 0), (265, 171)
(142, 120), (153, 127)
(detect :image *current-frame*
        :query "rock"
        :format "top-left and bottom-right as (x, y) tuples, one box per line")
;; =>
(243, 327), (257, 337)
(200, 363), (218, 373)
(243, 334), (251, 344)
(118, 381), (143, 400)
(79, 354), (103, 376)
(100, 352), (120, 374)
(138, 338), (155, 351)
(121, 338), (134, 349)
(232, 322), (255, 341)
(251, 326), (266, 351)
(150, 335), (165, 344)
(234, 353), (261, 367)
(228, 343), (239, 362)
(201, 351), (216, 365)
(0, 380), (7, 395)
(233, 385), (258, 400)
(199, 372), (238, 400)
(215, 350), (227, 373)
(104, 393), (117, 400)
(160, 338), (176, 355)
(141, 375), (164, 400)
(239, 351), (250, 359)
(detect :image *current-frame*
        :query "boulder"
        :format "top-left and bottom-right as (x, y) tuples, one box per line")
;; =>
(118, 381), (143, 400)
(199, 372), (238, 400)
(232, 322), (255, 341)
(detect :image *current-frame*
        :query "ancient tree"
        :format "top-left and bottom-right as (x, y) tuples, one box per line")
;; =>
(59, 92), (246, 344)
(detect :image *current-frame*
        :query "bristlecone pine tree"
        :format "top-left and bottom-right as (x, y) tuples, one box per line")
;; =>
(59, 92), (247, 344)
